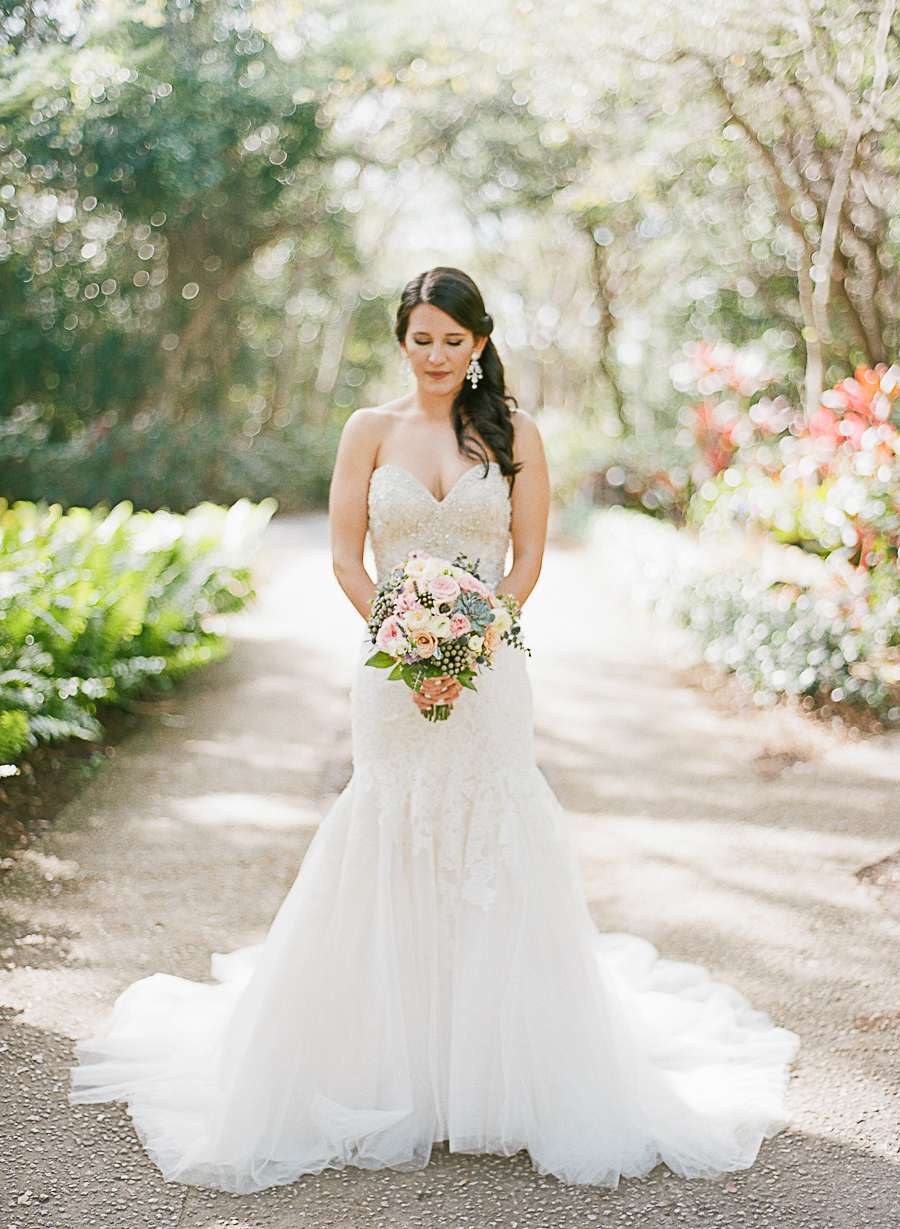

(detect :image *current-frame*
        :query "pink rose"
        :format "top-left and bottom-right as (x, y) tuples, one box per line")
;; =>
(449, 613), (471, 637)
(430, 574), (461, 604)
(375, 616), (408, 657)
(395, 591), (422, 614)
(458, 573), (491, 598)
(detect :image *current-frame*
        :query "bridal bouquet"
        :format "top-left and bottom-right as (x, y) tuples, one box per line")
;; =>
(366, 551), (527, 721)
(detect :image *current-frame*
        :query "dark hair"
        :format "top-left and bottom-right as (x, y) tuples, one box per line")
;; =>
(394, 267), (521, 483)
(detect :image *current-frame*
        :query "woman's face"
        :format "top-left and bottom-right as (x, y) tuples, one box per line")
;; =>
(401, 303), (483, 395)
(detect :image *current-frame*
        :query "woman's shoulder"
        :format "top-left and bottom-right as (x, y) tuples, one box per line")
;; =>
(339, 397), (413, 448)
(510, 408), (543, 446)
(510, 406), (537, 426)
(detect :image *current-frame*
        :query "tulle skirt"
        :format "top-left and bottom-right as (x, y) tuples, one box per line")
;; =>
(71, 645), (799, 1192)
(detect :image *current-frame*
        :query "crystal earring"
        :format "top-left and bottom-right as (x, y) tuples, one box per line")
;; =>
(400, 354), (411, 380)
(466, 354), (482, 388)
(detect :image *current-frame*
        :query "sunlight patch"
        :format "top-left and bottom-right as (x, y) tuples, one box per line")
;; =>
(173, 794), (320, 830)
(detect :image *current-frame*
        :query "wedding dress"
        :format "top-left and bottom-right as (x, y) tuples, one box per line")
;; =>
(71, 462), (799, 1192)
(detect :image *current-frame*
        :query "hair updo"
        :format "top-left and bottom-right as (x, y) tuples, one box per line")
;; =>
(394, 267), (521, 483)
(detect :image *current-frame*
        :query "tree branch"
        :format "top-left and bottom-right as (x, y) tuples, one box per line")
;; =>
(808, 0), (896, 408)
(703, 69), (823, 410)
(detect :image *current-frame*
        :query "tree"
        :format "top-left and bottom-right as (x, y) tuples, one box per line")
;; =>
(0, 0), (374, 506)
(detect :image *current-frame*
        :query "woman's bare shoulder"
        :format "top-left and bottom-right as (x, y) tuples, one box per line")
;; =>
(510, 408), (544, 450)
(341, 396), (413, 440)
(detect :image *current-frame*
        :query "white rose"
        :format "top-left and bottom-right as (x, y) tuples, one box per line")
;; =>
(419, 557), (446, 582)
(468, 635), (483, 654)
(430, 613), (452, 638)
(491, 606), (512, 635)
(405, 555), (430, 579)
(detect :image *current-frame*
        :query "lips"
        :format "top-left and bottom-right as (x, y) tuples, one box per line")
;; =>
(426, 371), (450, 379)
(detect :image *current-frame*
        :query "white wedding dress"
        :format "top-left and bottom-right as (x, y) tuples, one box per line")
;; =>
(71, 462), (799, 1193)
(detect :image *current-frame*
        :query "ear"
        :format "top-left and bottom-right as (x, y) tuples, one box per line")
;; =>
(472, 336), (486, 359)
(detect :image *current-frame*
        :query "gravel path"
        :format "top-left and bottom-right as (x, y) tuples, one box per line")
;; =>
(3, 514), (900, 1229)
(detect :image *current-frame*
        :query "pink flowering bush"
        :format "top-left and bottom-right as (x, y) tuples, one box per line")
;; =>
(593, 343), (900, 721)
(680, 349), (900, 568)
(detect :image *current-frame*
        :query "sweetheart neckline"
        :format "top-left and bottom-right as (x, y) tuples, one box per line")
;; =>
(371, 462), (500, 506)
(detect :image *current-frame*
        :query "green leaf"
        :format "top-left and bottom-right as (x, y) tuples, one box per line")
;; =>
(0, 710), (31, 760)
(0, 499), (269, 758)
(366, 651), (396, 668)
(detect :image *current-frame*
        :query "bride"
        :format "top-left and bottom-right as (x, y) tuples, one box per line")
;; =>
(72, 266), (799, 1193)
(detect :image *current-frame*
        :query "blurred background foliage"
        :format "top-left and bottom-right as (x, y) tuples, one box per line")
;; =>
(2, 0), (900, 513)
(0, 497), (274, 762)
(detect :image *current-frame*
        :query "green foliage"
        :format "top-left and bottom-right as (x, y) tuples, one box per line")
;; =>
(0, 709), (29, 761)
(662, 556), (900, 717)
(0, 496), (274, 761)
(4, 0), (900, 513)
(596, 507), (900, 722)
(0, 0), (384, 509)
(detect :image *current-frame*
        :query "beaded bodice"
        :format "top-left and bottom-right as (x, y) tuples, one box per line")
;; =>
(367, 463), (511, 589)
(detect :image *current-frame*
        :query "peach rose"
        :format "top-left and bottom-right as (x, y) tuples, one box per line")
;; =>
(413, 630), (438, 658)
(483, 623), (503, 654)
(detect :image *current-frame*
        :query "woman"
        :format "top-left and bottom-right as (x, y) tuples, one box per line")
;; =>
(72, 267), (798, 1193)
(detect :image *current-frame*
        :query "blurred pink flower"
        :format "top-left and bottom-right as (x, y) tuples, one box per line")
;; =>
(449, 613), (471, 637)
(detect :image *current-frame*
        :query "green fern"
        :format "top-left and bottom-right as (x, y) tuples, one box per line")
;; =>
(0, 498), (275, 765)
(0, 710), (30, 760)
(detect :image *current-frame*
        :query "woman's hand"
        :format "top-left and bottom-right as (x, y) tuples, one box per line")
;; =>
(413, 675), (463, 711)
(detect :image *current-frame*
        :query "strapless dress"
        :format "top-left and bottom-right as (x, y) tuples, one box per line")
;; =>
(71, 462), (799, 1192)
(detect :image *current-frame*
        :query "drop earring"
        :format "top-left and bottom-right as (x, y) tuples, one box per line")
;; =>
(466, 354), (482, 388)
(400, 354), (411, 380)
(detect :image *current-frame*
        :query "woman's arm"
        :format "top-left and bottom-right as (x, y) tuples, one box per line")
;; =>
(329, 411), (381, 620)
(496, 411), (550, 608)
(330, 412), (462, 711)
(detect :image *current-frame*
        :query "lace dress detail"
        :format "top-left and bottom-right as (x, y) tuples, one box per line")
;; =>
(71, 464), (799, 1194)
(367, 463), (510, 587)
(360, 462), (526, 910)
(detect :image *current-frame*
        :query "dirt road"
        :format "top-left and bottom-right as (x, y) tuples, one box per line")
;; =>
(3, 515), (900, 1229)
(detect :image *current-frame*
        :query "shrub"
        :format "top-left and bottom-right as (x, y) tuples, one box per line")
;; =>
(592, 507), (900, 721)
(0, 498), (275, 765)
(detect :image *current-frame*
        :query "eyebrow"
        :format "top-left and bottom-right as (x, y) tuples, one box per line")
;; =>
(411, 330), (467, 337)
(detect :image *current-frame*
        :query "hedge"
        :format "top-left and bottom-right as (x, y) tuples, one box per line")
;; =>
(0, 498), (275, 767)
